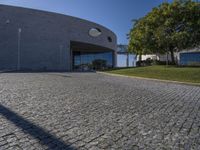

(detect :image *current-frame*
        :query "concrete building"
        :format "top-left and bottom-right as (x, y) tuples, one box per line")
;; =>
(0, 5), (117, 71)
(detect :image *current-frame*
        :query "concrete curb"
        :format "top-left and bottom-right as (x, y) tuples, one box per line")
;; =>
(0, 70), (15, 73)
(97, 71), (200, 87)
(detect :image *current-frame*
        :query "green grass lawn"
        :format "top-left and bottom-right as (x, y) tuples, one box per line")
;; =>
(105, 65), (200, 84)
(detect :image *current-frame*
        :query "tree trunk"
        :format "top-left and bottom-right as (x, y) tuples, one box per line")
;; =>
(138, 54), (142, 66)
(169, 49), (175, 65)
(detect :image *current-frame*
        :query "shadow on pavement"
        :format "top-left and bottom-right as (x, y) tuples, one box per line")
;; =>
(0, 104), (76, 150)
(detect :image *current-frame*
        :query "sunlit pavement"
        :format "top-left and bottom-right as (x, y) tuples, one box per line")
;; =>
(0, 73), (200, 150)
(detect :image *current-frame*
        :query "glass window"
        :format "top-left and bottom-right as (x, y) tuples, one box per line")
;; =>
(73, 51), (113, 71)
(108, 36), (112, 42)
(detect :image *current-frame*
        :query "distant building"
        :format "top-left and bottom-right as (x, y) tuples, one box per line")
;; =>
(137, 47), (200, 66)
(179, 48), (200, 66)
(136, 54), (157, 61)
(117, 45), (136, 67)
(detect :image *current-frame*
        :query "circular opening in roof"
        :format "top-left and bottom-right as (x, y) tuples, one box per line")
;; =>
(89, 28), (102, 37)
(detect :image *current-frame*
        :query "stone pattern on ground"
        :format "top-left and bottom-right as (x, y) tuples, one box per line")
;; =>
(0, 73), (199, 150)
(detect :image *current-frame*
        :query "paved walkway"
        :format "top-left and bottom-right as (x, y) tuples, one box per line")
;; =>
(0, 73), (199, 150)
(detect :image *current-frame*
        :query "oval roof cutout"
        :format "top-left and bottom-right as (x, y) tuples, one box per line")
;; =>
(89, 28), (102, 37)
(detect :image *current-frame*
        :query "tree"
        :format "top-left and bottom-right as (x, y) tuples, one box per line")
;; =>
(128, 0), (200, 65)
(128, 19), (154, 66)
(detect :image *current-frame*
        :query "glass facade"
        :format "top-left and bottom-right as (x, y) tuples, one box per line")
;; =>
(117, 54), (136, 67)
(117, 45), (128, 53)
(73, 51), (113, 71)
(180, 52), (200, 66)
(117, 45), (136, 67)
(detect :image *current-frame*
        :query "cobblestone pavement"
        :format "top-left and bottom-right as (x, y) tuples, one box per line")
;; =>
(0, 73), (200, 150)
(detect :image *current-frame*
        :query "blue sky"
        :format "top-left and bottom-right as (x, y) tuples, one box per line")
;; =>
(0, 0), (172, 44)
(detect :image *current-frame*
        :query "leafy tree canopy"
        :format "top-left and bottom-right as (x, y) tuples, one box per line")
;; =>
(128, 0), (200, 64)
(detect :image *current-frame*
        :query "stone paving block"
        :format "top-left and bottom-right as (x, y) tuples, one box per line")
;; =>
(0, 73), (199, 149)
